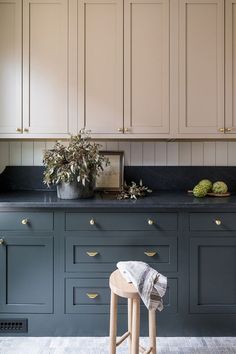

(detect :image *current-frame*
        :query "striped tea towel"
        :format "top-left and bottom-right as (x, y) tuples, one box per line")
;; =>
(117, 261), (167, 311)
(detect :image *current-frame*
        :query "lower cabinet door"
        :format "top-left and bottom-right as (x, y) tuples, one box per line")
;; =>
(190, 237), (236, 313)
(0, 236), (53, 313)
(65, 278), (177, 314)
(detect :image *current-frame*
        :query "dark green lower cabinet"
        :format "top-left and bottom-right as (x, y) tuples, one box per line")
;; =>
(190, 237), (236, 314)
(0, 209), (236, 336)
(0, 235), (53, 314)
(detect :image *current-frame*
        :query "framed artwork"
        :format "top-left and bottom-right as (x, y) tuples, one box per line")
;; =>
(96, 151), (124, 191)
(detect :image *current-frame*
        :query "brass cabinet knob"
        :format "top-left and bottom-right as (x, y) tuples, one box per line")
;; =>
(0, 238), (4, 245)
(21, 218), (29, 225)
(124, 128), (130, 132)
(218, 128), (225, 132)
(117, 128), (123, 132)
(147, 219), (154, 225)
(144, 251), (157, 257)
(86, 251), (99, 257)
(89, 219), (95, 225)
(226, 128), (232, 132)
(16, 128), (22, 132)
(86, 293), (99, 299)
(215, 219), (222, 226)
(24, 128), (29, 132)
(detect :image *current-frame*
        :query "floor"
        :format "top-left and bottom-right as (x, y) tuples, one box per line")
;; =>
(0, 337), (236, 354)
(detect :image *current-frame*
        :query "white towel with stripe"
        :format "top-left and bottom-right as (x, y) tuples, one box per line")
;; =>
(117, 261), (167, 311)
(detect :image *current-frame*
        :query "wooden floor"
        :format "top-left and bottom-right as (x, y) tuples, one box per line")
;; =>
(0, 337), (236, 354)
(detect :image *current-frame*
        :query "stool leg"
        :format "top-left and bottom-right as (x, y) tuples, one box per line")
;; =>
(109, 291), (118, 354)
(149, 309), (157, 354)
(131, 297), (140, 354)
(128, 298), (133, 354)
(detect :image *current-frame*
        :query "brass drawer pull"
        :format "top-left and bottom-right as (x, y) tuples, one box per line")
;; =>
(218, 128), (225, 132)
(144, 251), (157, 257)
(16, 128), (22, 132)
(215, 219), (222, 226)
(89, 219), (95, 225)
(0, 238), (4, 245)
(86, 293), (99, 299)
(21, 218), (29, 225)
(86, 251), (99, 257)
(147, 219), (154, 225)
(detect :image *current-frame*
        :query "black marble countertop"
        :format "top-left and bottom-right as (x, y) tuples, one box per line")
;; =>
(0, 190), (236, 209)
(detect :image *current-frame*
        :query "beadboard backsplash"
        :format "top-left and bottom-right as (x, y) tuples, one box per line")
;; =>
(0, 140), (235, 173)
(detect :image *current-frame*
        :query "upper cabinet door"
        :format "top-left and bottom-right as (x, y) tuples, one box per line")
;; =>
(225, 0), (236, 134)
(124, 0), (170, 134)
(23, 0), (69, 135)
(0, 0), (22, 134)
(77, 0), (123, 135)
(179, 0), (224, 134)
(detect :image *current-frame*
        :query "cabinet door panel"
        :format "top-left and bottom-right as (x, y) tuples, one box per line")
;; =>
(124, 0), (169, 134)
(0, 0), (22, 134)
(190, 237), (236, 313)
(78, 0), (123, 134)
(0, 236), (53, 313)
(225, 0), (236, 133)
(179, 0), (224, 134)
(23, 0), (69, 134)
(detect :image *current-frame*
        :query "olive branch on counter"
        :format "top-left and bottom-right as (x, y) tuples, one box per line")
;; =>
(117, 180), (152, 200)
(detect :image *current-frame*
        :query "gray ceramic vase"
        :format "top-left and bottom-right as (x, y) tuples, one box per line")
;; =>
(57, 178), (95, 199)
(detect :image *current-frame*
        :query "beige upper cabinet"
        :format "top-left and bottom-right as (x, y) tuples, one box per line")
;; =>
(178, 0), (224, 135)
(225, 0), (236, 134)
(77, 0), (123, 135)
(23, 0), (69, 136)
(124, 0), (170, 135)
(0, 0), (22, 135)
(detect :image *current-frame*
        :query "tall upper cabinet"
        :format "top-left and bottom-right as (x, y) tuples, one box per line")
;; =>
(23, 0), (69, 136)
(0, 0), (22, 134)
(178, 0), (224, 136)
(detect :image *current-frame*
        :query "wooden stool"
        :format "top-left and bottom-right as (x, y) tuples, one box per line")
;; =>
(109, 269), (157, 354)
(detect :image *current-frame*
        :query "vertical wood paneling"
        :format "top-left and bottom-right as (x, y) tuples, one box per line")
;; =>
(142, 142), (155, 166)
(9, 142), (21, 165)
(0, 142), (9, 173)
(167, 142), (179, 165)
(179, 142), (191, 165)
(203, 142), (216, 166)
(22, 142), (34, 165)
(191, 142), (204, 166)
(33, 141), (46, 166)
(130, 142), (143, 166)
(118, 142), (131, 166)
(106, 141), (119, 151)
(216, 142), (228, 166)
(155, 142), (167, 166)
(228, 142), (236, 166)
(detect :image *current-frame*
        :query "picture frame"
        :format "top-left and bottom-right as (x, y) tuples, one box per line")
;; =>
(95, 151), (124, 191)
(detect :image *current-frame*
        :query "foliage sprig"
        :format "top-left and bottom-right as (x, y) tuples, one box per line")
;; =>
(117, 180), (152, 200)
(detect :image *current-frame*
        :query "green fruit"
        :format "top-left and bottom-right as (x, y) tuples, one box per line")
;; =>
(193, 184), (208, 198)
(212, 181), (228, 194)
(198, 179), (212, 192)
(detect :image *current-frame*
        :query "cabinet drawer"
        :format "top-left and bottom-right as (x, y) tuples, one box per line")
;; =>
(65, 278), (177, 314)
(66, 235), (177, 273)
(65, 212), (178, 231)
(189, 213), (236, 231)
(0, 212), (54, 231)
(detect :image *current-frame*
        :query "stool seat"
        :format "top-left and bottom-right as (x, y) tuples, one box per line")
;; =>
(109, 269), (139, 299)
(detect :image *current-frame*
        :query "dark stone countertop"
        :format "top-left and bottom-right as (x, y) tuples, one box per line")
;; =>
(0, 190), (236, 209)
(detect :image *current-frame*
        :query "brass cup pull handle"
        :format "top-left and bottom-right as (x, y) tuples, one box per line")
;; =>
(89, 219), (95, 225)
(0, 238), (4, 245)
(86, 251), (99, 257)
(147, 219), (154, 225)
(117, 128), (123, 132)
(144, 251), (157, 257)
(215, 219), (222, 226)
(16, 128), (21, 132)
(21, 218), (29, 225)
(226, 128), (232, 132)
(24, 128), (29, 132)
(218, 128), (225, 132)
(86, 293), (99, 299)
(124, 128), (130, 132)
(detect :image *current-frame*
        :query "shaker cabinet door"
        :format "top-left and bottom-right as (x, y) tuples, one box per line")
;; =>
(178, 0), (224, 135)
(0, 235), (53, 313)
(23, 0), (69, 135)
(0, 0), (22, 135)
(124, 0), (170, 134)
(77, 0), (123, 135)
